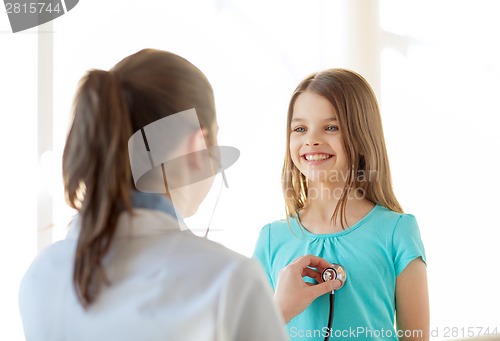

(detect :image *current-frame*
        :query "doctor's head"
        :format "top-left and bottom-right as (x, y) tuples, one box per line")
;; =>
(62, 49), (221, 306)
(63, 49), (219, 218)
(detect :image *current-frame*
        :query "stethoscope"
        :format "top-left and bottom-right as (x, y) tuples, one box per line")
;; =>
(321, 264), (347, 341)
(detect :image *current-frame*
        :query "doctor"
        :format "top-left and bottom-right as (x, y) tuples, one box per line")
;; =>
(19, 49), (288, 341)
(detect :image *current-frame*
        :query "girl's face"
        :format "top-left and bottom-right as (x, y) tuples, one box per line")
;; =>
(290, 91), (348, 184)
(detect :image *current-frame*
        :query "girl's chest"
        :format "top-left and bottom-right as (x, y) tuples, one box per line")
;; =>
(270, 233), (395, 286)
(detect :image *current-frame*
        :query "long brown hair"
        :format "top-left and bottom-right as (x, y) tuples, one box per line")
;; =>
(63, 49), (217, 307)
(282, 69), (403, 228)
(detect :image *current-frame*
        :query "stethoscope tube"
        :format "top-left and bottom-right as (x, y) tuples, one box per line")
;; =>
(325, 292), (335, 341)
(321, 264), (347, 341)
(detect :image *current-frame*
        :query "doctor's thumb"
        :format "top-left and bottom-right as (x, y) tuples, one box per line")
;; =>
(309, 279), (342, 299)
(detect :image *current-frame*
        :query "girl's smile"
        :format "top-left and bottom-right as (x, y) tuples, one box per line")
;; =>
(301, 152), (335, 165)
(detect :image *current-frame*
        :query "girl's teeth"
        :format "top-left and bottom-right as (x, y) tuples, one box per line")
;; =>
(305, 154), (330, 161)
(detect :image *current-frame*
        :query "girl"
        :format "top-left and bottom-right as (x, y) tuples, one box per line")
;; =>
(253, 69), (429, 340)
(19, 49), (288, 341)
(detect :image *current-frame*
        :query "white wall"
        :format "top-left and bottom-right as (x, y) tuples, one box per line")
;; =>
(0, 16), (38, 341)
(1, 1), (499, 340)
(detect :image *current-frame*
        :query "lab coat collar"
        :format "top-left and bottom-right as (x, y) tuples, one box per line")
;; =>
(130, 191), (181, 220)
(66, 192), (191, 239)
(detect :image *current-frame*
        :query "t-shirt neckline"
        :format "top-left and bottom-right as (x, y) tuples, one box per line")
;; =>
(295, 204), (381, 238)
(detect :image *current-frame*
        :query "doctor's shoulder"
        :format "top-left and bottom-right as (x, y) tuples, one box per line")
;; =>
(20, 239), (76, 290)
(19, 240), (75, 328)
(175, 231), (263, 273)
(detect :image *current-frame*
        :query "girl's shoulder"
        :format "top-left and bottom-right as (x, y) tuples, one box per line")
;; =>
(261, 216), (303, 233)
(263, 217), (295, 228)
(370, 206), (423, 249)
(371, 204), (418, 228)
(257, 217), (303, 242)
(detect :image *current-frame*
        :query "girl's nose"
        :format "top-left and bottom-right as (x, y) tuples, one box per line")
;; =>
(305, 133), (322, 146)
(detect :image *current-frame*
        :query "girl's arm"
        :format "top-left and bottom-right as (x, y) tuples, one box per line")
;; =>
(395, 258), (430, 341)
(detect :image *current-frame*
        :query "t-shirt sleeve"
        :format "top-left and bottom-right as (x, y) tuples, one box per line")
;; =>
(252, 224), (274, 287)
(392, 214), (426, 277)
(219, 258), (288, 341)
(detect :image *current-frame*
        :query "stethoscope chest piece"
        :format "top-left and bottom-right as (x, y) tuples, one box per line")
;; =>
(321, 264), (346, 340)
(322, 264), (347, 289)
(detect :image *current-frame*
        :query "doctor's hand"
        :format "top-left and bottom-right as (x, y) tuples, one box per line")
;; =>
(274, 254), (341, 324)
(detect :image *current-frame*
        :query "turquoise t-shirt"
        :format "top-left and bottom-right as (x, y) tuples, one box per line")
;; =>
(253, 204), (426, 340)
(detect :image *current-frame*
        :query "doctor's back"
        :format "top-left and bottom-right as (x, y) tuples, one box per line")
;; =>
(19, 209), (283, 340)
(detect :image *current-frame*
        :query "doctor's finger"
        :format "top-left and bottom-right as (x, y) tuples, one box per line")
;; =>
(293, 254), (334, 271)
(301, 267), (322, 283)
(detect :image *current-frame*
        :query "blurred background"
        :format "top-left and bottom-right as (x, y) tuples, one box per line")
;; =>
(1, 0), (499, 339)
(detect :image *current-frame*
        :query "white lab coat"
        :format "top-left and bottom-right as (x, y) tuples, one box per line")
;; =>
(19, 208), (288, 341)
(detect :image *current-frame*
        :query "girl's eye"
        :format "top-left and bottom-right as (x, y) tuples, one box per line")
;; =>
(326, 125), (339, 132)
(293, 126), (306, 133)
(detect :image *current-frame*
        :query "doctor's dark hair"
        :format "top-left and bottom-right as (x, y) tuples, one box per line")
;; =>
(63, 49), (217, 307)
(282, 69), (403, 228)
